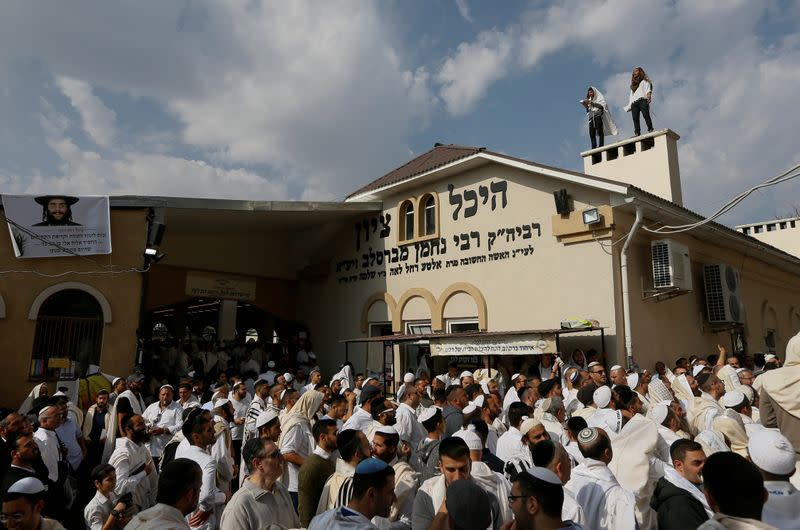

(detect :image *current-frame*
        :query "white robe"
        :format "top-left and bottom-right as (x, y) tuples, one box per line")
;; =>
(565, 458), (637, 530)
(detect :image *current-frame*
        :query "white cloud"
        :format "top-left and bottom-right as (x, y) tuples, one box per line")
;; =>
(455, 0), (474, 23)
(437, 30), (513, 116)
(0, 1), (435, 199)
(10, 101), (289, 200)
(55, 76), (116, 148)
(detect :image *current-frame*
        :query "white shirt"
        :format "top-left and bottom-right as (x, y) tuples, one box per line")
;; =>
(565, 458), (637, 530)
(342, 407), (373, 432)
(126, 503), (191, 530)
(175, 443), (226, 529)
(629, 80), (652, 104)
(142, 401), (183, 458)
(229, 395), (250, 441)
(84, 491), (113, 530)
(55, 417), (83, 470)
(280, 422), (314, 492)
(395, 402), (426, 452)
(33, 428), (59, 482)
(495, 426), (524, 463)
(763, 480), (800, 530)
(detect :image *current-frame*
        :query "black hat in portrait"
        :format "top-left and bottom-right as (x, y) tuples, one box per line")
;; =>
(33, 195), (81, 226)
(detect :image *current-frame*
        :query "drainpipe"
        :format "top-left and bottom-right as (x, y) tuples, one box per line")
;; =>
(621, 205), (643, 370)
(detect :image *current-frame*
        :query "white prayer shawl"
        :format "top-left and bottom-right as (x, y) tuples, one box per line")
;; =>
(718, 365), (743, 393)
(697, 513), (780, 530)
(672, 375), (695, 413)
(759, 331), (800, 419)
(712, 412), (749, 457)
(502, 386), (519, 412)
(739, 413), (765, 438)
(19, 382), (48, 414)
(609, 414), (667, 530)
(657, 424), (684, 451)
(586, 86), (619, 136)
(635, 390), (651, 415)
(588, 408), (623, 437)
(316, 458), (357, 515)
(688, 394), (724, 435)
(565, 458), (637, 530)
(103, 389), (146, 463)
(418, 475), (497, 530)
(109, 437), (157, 510)
(495, 427), (526, 463)
(469, 461), (514, 524)
(663, 465), (714, 517)
(762, 480), (800, 530)
(564, 440), (585, 467)
(647, 378), (673, 404)
(562, 488), (586, 526)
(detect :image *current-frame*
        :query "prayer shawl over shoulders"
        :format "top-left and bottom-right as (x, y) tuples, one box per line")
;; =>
(103, 389), (146, 462)
(609, 414), (667, 530)
(565, 458), (637, 530)
(762, 480), (800, 530)
(760, 331), (800, 459)
(317, 458), (357, 515)
(688, 396), (724, 436)
(586, 86), (619, 136)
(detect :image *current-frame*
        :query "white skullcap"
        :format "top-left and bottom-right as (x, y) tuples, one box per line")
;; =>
(692, 365), (705, 377)
(435, 374), (448, 384)
(375, 425), (398, 436)
(201, 402), (213, 411)
(7, 477), (46, 495)
(735, 367), (745, 373)
(463, 401), (479, 415)
(610, 365), (623, 372)
(255, 410), (279, 428)
(213, 397), (230, 408)
(525, 466), (561, 485)
(519, 417), (542, 436)
(267, 361), (276, 368)
(748, 429), (796, 475)
(593, 386), (612, 408)
(160, 384), (174, 392)
(721, 390), (746, 408)
(587, 361), (601, 369)
(453, 428), (482, 451)
(418, 407), (438, 423)
(403, 372), (415, 383)
(460, 371), (474, 379)
(308, 352), (317, 359)
(53, 390), (66, 397)
(283, 372), (294, 383)
(112, 377), (123, 386)
(626, 373), (639, 389)
(650, 403), (669, 425)
(511, 373), (521, 382)
(187, 371), (195, 378)
(765, 354), (776, 361)
(364, 376), (378, 386)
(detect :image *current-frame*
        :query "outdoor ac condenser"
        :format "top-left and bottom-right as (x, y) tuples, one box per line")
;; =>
(651, 239), (692, 290)
(703, 263), (744, 323)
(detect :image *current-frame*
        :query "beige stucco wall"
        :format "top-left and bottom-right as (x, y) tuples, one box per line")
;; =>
(0, 209), (148, 407)
(613, 210), (800, 370)
(298, 161), (621, 377)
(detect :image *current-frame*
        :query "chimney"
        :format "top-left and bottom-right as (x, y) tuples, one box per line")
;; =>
(581, 129), (683, 206)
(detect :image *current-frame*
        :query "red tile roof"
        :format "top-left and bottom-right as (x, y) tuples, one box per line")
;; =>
(347, 144), (485, 199)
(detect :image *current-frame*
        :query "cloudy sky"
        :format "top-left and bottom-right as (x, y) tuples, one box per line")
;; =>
(0, 0), (798, 226)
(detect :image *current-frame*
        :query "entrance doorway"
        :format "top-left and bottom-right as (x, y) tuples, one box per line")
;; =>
(30, 289), (104, 380)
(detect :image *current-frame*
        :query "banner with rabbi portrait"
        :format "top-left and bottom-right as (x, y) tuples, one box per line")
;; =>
(2, 194), (112, 258)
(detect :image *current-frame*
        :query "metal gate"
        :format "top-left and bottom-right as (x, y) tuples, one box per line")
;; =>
(30, 315), (103, 380)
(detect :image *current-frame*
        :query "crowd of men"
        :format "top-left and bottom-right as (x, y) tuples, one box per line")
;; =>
(1, 331), (800, 530)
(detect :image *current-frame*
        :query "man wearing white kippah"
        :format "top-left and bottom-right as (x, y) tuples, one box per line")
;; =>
(2, 477), (66, 530)
(502, 373), (526, 412)
(748, 429), (800, 529)
(565, 427), (636, 530)
(142, 384), (183, 468)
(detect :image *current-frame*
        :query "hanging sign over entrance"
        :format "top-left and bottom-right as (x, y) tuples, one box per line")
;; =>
(430, 333), (556, 356)
(2, 194), (112, 258)
(185, 272), (257, 301)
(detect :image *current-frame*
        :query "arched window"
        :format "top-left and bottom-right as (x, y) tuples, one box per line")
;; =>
(400, 201), (414, 241)
(423, 195), (436, 236)
(246, 328), (259, 342)
(30, 289), (104, 380)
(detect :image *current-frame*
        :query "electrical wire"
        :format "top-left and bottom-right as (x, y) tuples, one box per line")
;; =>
(642, 162), (800, 234)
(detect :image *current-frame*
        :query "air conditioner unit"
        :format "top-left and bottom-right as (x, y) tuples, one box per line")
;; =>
(651, 240), (692, 290)
(703, 263), (744, 323)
